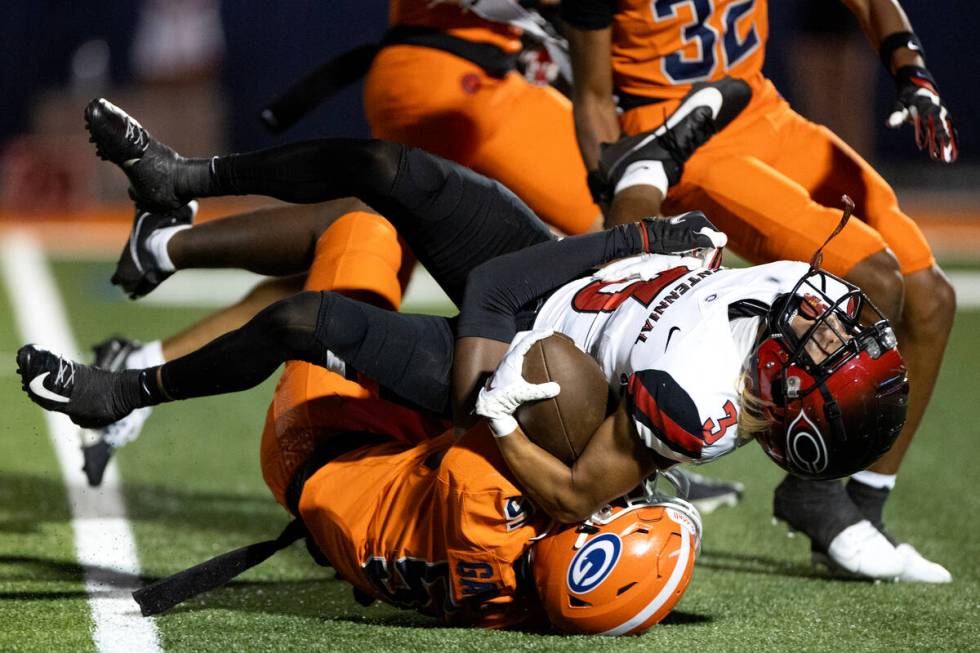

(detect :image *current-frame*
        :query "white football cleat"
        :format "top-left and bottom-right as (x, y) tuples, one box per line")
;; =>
(813, 520), (903, 580)
(896, 543), (952, 583)
(79, 337), (155, 486)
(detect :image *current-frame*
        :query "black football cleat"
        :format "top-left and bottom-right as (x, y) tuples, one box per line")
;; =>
(674, 469), (744, 514)
(80, 337), (152, 486)
(80, 437), (113, 487)
(84, 98), (187, 211)
(772, 474), (903, 579)
(113, 201), (197, 299)
(17, 344), (131, 429)
(595, 77), (752, 203)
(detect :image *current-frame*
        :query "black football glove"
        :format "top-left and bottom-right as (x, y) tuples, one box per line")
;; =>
(638, 211), (728, 255)
(888, 65), (958, 163)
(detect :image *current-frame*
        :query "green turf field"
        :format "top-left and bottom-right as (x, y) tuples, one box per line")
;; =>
(2, 257), (978, 652)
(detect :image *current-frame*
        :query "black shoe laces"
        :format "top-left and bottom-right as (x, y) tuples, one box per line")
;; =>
(123, 118), (148, 152)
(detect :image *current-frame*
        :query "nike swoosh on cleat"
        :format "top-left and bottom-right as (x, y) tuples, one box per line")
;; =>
(605, 87), (723, 173)
(130, 212), (151, 274)
(657, 87), (724, 134)
(29, 372), (71, 403)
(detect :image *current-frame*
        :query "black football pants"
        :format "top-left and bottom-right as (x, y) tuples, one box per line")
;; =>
(160, 141), (555, 415)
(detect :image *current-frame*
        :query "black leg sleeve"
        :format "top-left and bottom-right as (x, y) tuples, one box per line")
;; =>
(160, 291), (324, 399)
(210, 139), (554, 305)
(158, 291), (455, 416)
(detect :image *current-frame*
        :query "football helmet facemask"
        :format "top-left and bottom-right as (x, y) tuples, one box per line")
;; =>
(532, 491), (701, 636)
(749, 268), (909, 480)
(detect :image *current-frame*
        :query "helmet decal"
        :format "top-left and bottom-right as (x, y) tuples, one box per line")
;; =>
(567, 533), (622, 594)
(785, 409), (829, 475)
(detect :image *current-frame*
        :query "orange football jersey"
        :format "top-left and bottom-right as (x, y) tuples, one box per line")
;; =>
(613, 0), (769, 100)
(299, 425), (550, 628)
(389, 0), (523, 53)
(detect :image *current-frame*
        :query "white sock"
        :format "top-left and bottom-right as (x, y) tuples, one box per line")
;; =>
(851, 470), (897, 490)
(126, 340), (165, 368)
(614, 160), (669, 198)
(145, 225), (191, 273)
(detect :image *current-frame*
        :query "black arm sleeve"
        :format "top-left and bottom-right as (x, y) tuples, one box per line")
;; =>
(560, 0), (616, 30)
(456, 222), (645, 341)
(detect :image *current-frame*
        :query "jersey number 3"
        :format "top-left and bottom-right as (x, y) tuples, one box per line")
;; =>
(573, 267), (690, 313)
(653, 0), (759, 83)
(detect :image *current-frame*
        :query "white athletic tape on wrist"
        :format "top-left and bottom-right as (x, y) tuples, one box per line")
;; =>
(614, 160), (669, 198)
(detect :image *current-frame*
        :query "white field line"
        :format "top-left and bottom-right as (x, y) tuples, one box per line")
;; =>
(947, 271), (980, 308)
(1, 231), (162, 653)
(136, 267), (980, 311)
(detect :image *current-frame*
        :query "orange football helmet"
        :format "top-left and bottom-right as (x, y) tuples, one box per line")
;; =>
(532, 495), (701, 636)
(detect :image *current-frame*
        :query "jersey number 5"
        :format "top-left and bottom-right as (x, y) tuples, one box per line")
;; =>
(653, 0), (760, 83)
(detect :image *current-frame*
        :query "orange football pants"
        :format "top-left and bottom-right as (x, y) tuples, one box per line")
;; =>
(621, 74), (933, 277)
(364, 44), (600, 236)
(259, 211), (445, 507)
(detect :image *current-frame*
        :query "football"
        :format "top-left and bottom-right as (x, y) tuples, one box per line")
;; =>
(515, 333), (612, 466)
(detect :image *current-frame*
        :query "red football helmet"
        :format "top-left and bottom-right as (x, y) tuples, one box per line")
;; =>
(532, 495), (701, 636)
(750, 268), (909, 480)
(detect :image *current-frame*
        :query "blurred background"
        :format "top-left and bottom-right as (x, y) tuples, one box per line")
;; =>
(0, 1), (977, 250)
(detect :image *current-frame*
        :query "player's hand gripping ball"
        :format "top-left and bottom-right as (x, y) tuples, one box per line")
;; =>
(515, 333), (611, 465)
(477, 331), (611, 464)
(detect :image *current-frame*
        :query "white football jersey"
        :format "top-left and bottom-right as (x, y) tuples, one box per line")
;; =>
(533, 256), (815, 464)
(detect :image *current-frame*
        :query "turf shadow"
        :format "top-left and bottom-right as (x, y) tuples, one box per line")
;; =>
(699, 549), (876, 583)
(161, 577), (440, 629)
(0, 553), (154, 588)
(0, 468), (288, 542)
(0, 590), (91, 601)
(0, 472), (73, 535)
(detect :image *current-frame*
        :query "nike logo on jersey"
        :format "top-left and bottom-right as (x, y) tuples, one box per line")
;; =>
(29, 372), (71, 403)
(665, 326), (681, 351)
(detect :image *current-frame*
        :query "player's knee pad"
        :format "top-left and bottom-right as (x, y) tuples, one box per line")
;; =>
(348, 138), (404, 194)
(251, 291), (324, 360)
(306, 211), (404, 310)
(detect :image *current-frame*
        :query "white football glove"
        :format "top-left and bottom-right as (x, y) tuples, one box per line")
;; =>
(476, 329), (561, 437)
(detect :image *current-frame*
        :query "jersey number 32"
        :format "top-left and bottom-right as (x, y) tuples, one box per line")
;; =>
(654, 0), (760, 83)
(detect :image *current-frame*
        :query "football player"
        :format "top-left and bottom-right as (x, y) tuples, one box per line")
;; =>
(365, 0), (601, 235)
(19, 105), (908, 562)
(126, 217), (700, 632)
(76, 4), (747, 510)
(561, 0), (955, 581)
